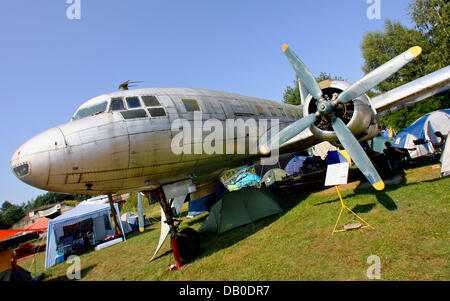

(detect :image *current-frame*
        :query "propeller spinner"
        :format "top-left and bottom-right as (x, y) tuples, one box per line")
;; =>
(262, 44), (422, 191)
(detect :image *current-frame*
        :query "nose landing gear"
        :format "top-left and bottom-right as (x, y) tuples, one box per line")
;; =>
(149, 186), (200, 270)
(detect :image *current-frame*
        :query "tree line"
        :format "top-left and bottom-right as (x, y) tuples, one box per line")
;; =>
(0, 192), (84, 229)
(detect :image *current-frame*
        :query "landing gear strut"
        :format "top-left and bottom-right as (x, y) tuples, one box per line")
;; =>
(149, 186), (200, 270)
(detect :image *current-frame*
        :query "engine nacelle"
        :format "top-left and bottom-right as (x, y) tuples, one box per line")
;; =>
(302, 80), (379, 147)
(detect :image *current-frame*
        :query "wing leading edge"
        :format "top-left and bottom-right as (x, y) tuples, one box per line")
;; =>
(372, 65), (450, 117)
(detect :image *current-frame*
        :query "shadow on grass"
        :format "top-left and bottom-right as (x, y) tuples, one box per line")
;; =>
(46, 264), (97, 281)
(191, 185), (325, 261)
(351, 203), (376, 214)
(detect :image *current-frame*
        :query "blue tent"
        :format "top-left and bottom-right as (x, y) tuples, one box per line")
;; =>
(394, 109), (450, 158)
(45, 202), (124, 269)
(284, 156), (307, 175)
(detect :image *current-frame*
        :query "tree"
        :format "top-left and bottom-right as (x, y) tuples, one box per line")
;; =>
(283, 73), (344, 106)
(408, 0), (449, 70)
(360, 0), (449, 131)
(0, 201), (26, 229)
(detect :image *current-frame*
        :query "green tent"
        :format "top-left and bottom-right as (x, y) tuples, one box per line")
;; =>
(198, 187), (283, 234)
(261, 168), (289, 187)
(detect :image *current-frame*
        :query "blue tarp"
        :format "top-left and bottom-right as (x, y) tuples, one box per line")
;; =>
(45, 202), (124, 269)
(188, 198), (208, 217)
(188, 182), (228, 217)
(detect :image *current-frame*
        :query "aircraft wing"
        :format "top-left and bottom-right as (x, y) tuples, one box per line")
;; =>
(372, 65), (450, 116)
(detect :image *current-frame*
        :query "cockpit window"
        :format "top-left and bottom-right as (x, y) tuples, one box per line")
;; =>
(13, 162), (30, 177)
(148, 107), (166, 117)
(111, 98), (125, 111)
(126, 97), (141, 108)
(142, 95), (160, 107)
(73, 101), (108, 120)
(121, 109), (148, 119)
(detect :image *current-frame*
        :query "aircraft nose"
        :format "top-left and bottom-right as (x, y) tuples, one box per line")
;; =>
(11, 127), (66, 190)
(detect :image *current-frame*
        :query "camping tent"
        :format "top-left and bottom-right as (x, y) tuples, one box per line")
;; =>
(394, 109), (450, 158)
(226, 172), (261, 191)
(261, 168), (289, 187)
(198, 187), (283, 234)
(45, 202), (124, 269)
(285, 156), (307, 175)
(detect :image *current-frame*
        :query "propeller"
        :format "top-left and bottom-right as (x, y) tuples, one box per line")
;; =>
(118, 80), (144, 90)
(262, 44), (422, 191)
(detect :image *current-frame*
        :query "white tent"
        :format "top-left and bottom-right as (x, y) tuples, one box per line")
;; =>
(45, 202), (125, 269)
(394, 109), (450, 158)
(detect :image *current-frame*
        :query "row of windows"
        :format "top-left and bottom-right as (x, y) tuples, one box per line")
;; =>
(255, 104), (301, 119)
(73, 95), (300, 121)
(73, 96), (203, 121)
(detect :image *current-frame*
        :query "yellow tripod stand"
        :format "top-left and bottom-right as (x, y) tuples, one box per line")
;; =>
(332, 185), (374, 234)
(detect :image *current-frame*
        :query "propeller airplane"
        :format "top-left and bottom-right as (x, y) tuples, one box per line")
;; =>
(10, 44), (450, 268)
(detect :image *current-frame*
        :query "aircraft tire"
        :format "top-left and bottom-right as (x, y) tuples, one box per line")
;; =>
(175, 227), (201, 263)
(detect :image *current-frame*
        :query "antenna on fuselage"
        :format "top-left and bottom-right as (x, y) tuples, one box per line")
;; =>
(118, 80), (143, 90)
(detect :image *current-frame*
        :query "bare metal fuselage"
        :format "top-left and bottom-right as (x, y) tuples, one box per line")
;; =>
(10, 87), (322, 195)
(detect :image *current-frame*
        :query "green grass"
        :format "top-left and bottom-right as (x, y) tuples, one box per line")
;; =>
(19, 163), (449, 281)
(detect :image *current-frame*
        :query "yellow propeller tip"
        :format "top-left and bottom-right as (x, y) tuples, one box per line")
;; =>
(409, 46), (422, 57)
(282, 44), (289, 53)
(260, 145), (270, 155)
(373, 180), (385, 191)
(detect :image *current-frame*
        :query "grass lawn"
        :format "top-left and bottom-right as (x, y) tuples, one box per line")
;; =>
(19, 162), (449, 281)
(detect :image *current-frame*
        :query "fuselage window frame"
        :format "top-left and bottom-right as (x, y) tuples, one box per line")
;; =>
(182, 99), (201, 112)
(255, 105), (266, 116)
(147, 107), (167, 118)
(110, 97), (126, 111)
(125, 96), (142, 109)
(142, 95), (161, 107)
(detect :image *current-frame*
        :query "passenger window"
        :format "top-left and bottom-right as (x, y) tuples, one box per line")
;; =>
(148, 107), (166, 117)
(110, 98), (125, 111)
(142, 95), (160, 107)
(255, 105), (266, 115)
(121, 109), (148, 119)
(268, 107), (278, 117)
(126, 97), (141, 109)
(182, 99), (201, 112)
(288, 109), (296, 118)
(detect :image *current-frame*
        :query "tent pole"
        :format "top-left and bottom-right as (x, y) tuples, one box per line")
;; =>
(107, 194), (123, 239)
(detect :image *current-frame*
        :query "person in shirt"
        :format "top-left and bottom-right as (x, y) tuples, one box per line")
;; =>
(0, 247), (16, 281)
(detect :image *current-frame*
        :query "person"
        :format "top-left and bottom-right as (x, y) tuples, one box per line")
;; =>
(0, 246), (16, 281)
(434, 131), (447, 152)
(383, 142), (410, 167)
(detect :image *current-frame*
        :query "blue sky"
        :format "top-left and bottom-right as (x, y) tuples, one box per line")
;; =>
(0, 0), (414, 205)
